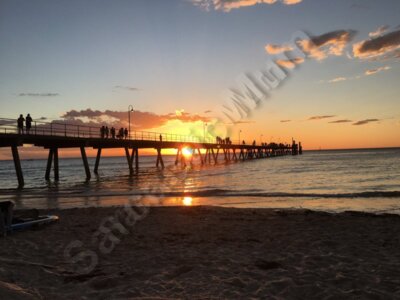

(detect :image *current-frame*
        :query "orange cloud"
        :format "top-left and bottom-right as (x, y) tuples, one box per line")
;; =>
(328, 77), (347, 83)
(364, 66), (391, 76)
(299, 30), (356, 60)
(191, 0), (302, 12)
(276, 57), (304, 69)
(369, 25), (389, 38)
(265, 44), (293, 54)
(282, 0), (301, 4)
(61, 109), (210, 131)
(353, 29), (400, 59)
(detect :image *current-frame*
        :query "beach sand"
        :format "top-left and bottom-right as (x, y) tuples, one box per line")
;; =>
(1, 206), (400, 299)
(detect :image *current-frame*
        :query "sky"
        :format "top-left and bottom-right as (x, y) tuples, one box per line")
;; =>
(0, 0), (400, 159)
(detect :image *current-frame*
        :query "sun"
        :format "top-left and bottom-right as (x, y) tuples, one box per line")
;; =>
(182, 197), (193, 206)
(181, 147), (192, 158)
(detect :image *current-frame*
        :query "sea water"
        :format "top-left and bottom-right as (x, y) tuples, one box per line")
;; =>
(0, 148), (399, 213)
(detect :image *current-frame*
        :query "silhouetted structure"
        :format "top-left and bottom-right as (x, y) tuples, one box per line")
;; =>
(0, 117), (301, 188)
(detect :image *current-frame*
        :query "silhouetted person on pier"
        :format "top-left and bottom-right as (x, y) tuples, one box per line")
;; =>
(159, 134), (162, 142)
(124, 128), (128, 139)
(242, 140), (245, 145)
(118, 128), (124, 139)
(17, 114), (25, 134)
(25, 114), (32, 134)
(100, 126), (104, 138)
(252, 140), (256, 146)
(110, 127), (116, 139)
(105, 126), (109, 138)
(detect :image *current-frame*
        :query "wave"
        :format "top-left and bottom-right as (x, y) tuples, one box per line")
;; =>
(195, 190), (400, 199)
(147, 190), (400, 198)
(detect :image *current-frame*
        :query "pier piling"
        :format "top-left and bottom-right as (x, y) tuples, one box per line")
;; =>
(45, 149), (54, 180)
(156, 148), (164, 168)
(94, 148), (102, 175)
(53, 148), (59, 181)
(11, 145), (24, 187)
(80, 147), (91, 180)
(125, 147), (133, 175)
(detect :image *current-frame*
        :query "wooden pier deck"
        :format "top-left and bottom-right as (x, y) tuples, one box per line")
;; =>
(0, 118), (301, 188)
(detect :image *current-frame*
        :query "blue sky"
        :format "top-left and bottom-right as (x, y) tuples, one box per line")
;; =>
(0, 0), (399, 150)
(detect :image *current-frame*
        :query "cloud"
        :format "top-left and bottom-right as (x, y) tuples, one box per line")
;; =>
(18, 93), (59, 97)
(275, 57), (304, 69)
(329, 119), (353, 124)
(299, 30), (356, 60)
(308, 115), (336, 121)
(365, 66), (391, 76)
(282, 0), (301, 4)
(190, 0), (302, 12)
(114, 86), (140, 91)
(230, 120), (255, 124)
(204, 110), (212, 113)
(322, 65), (390, 83)
(265, 44), (293, 54)
(353, 29), (400, 59)
(369, 25), (389, 38)
(352, 119), (380, 126)
(328, 77), (348, 83)
(280, 119), (291, 123)
(61, 108), (210, 131)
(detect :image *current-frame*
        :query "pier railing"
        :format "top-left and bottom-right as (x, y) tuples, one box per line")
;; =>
(0, 118), (216, 144)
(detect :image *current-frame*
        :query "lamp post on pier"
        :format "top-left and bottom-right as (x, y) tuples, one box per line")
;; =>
(203, 122), (208, 142)
(239, 129), (242, 144)
(128, 105), (134, 139)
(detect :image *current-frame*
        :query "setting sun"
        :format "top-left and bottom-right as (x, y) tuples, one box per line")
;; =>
(181, 147), (193, 158)
(182, 197), (193, 206)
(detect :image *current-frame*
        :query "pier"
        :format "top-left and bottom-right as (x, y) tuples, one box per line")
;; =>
(0, 118), (301, 188)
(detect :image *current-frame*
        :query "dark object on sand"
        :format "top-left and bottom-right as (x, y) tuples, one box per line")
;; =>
(254, 259), (283, 271)
(0, 201), (58, 236)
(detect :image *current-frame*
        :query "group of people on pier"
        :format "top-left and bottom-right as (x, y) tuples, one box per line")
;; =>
(216, 136), (232, 145)
(100, 126), (129, 139)
(215, 137), (271, 146)
(17, 114), (33, 134)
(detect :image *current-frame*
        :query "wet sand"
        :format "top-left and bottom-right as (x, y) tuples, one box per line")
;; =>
(1, 206), (400, 299)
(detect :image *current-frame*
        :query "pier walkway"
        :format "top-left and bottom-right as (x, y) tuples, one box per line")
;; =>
(0, 118), (301, 188)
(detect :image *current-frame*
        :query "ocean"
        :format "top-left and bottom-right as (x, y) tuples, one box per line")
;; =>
(0, 148), (399, 213)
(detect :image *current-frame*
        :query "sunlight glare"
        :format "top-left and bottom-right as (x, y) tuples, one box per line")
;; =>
(183, 197), (193, 206)
(182, 147), (192, 157)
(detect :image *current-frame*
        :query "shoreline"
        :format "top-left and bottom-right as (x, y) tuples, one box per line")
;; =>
(2, 192), (400, 214)
(1, 206), (400, 299)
